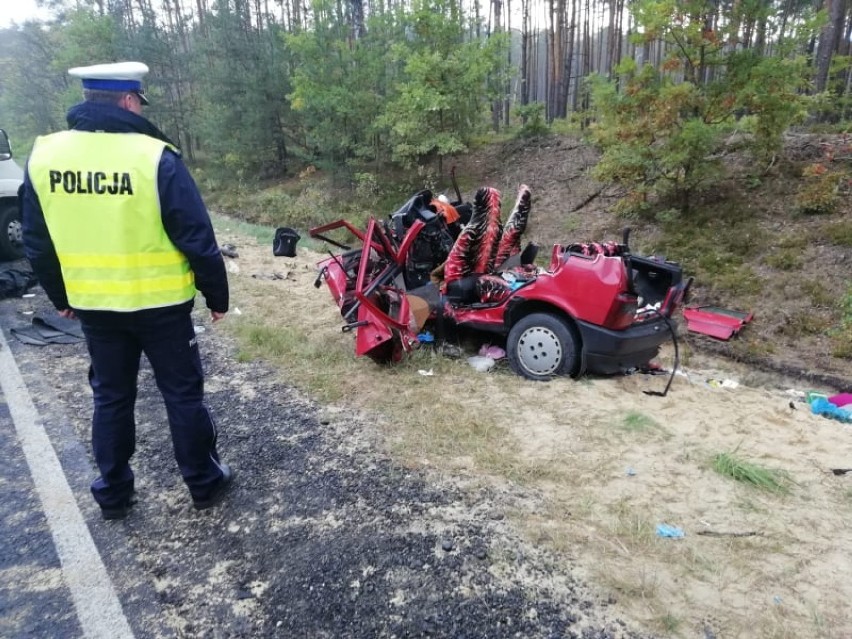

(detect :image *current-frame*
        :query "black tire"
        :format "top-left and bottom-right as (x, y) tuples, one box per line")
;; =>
(0, 203), (24, 261)
(507, 312), (581, 381)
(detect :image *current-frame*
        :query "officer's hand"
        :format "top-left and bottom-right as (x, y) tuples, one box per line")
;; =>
(211, 311), (226, 322)
(59, 309), (77, 320)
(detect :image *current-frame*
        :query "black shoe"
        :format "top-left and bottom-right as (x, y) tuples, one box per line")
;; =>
(193, 464), (235, 511)
(100, 493), (137, 521)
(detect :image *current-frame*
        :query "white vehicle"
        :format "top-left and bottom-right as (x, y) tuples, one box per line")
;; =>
(0, 129), (24, 260)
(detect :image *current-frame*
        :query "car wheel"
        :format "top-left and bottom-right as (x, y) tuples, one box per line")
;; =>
(0, 204), (24, 261)
(507, 312), (581, 381)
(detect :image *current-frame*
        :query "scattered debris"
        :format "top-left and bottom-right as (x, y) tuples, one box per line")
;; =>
(830, 468), (852, 476)
(467, 356), (496, 373)
(0, 268), (38, 299)
(273, 227), (300, 257)
(438, 343), (463, 359)
(656, 524), (685, 538)
(810, 397), (852, 423)
(829, 393), (852, 408)
(697, 530), (760, 537)
(639, 362), (668, 375)
(417, 369), (434, 377)
(251, 272), (289, 280)
(220, 243), (239, 258)
(683, 306), (753, 340)
(10, 313), (85, 346)
(706, 378), (739, 389)
(478, 344), (506, 360)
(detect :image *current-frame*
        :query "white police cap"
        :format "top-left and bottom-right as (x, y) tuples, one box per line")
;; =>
(68, 61), (150, 105)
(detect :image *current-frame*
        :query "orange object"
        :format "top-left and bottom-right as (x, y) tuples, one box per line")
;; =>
(431, 199), (460, 224)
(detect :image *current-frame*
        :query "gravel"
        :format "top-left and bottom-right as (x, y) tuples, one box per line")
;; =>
(4, 289), (654, 639)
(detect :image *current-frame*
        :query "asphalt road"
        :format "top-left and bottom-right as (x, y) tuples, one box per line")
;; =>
(0, 277), (651, 639)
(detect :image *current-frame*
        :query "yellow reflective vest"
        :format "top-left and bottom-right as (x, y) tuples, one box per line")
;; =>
(29, 131), (196, 311)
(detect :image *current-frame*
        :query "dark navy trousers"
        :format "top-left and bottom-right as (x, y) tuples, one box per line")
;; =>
(77, 303), (225, 509)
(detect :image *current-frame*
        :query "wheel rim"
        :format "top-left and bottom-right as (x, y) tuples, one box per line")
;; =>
(516, 325), (563, 376)
(8, 219), (22, 246)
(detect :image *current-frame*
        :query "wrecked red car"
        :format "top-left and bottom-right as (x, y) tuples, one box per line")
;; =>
(310, 185), (691, 381)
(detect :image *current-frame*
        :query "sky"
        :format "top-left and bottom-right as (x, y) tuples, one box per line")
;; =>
(0, 0), (53, 27)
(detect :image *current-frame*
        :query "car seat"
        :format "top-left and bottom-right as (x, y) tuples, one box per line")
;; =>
(493, 184), (531, 269)
(442, 186), (502, 286)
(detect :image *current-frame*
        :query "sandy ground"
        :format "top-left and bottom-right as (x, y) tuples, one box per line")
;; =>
(213, 220), (852, 639)
(4, 263), (657, 639)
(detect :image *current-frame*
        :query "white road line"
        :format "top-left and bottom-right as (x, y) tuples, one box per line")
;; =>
(0, 328), (135, 639)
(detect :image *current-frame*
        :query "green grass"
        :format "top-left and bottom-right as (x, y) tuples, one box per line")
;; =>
(656, 208), (766, 300)
(210, 209), (336, 254)
(205, 170), (383, 232)
(830, 325), (852, 358)
(763, 248), (803, 271)
(776, 309), (834, 336)
(712, 451), (792, 494)
(229, 319), (354, 401)
(657, 613), (682, 634)
(800, 279), (836, 307)
(824, 219), (852, 247)
(211, 212), (275, 244)
(709, 264), (763, 297)
(620, 411), (662, 433)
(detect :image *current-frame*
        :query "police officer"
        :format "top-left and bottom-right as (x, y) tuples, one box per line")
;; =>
(21, 62), (233, 519)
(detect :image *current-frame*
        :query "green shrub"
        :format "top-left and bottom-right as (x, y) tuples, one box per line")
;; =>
(795, 165), (843, 215)
(587, 8), (808, 215)
(353, 172), (381, 200)
(513, 103), (549, 138)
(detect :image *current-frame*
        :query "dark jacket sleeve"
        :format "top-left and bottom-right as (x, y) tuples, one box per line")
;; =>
(157, 150), (229, 313)
(20, 168), (70, 310)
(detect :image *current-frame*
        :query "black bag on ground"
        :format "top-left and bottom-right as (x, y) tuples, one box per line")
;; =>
(273, 227), (300, 257)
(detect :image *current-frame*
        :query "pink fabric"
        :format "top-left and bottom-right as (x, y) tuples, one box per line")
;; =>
(829, 393), (852, 408)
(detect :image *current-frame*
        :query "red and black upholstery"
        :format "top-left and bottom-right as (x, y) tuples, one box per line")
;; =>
(564, 241), (623, 257)
(443, 186), (502, 285)
(493, 184), (531, 269)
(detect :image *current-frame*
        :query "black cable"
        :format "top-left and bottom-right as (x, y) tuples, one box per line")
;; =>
(643, 310), (679, 397)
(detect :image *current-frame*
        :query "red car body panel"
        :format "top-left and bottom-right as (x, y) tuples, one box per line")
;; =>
(311, 214), (689, 378)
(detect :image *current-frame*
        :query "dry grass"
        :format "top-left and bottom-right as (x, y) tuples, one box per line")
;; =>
(212, 218), (852, 639)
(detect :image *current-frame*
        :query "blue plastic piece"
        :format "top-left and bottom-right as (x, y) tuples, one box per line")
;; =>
(656, 523), (685, 538)
(811, 398), (852, 423)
